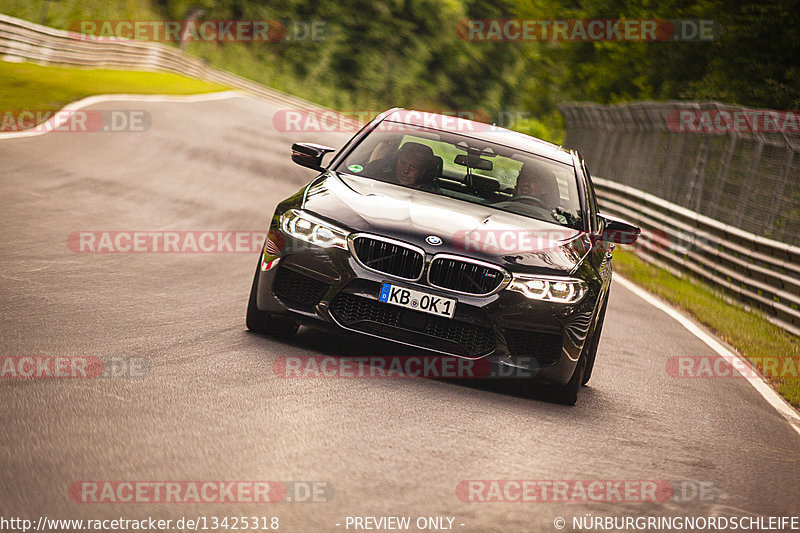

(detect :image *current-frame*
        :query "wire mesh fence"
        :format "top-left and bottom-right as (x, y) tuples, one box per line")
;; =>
(560, 102), (800, 247)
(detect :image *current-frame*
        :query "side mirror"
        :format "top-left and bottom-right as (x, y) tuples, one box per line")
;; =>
(291, 142), (336, 171)
(597, 213), (640, 245)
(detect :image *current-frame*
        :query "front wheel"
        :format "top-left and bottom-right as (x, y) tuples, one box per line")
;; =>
(246, 263), (298, 338)
(546, 351), (586, 405)
(581, 294), (608, 386)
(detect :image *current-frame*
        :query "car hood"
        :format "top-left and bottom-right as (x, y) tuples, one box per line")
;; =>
(301, 172), (590, 275)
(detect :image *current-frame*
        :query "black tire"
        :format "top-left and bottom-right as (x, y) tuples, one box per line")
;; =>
(543, 292), (610, 404)
(246, 262), (298, 338)
(547, 349), (586, 405)
(581, 294), (608, 386)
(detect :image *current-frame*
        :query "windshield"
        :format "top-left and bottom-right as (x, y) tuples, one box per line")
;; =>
(335, 122), (583, 229)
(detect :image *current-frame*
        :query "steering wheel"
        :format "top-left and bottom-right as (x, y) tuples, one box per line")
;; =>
(514, 195), (548, 209)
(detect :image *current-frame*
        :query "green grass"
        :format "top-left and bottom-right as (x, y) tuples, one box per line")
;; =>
(6, 55), (794, 409)
(613, 249), (800, 408)
(0, 61), (230, 118)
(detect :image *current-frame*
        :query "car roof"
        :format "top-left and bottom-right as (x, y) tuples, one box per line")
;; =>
(380, 108), (576, 166)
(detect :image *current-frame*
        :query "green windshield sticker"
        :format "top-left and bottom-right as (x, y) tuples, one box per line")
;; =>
(347, 164), (363, 173)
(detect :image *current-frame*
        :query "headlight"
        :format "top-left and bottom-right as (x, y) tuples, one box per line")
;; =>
(279, 209), (349, 249)
(507, 274), (587, 303)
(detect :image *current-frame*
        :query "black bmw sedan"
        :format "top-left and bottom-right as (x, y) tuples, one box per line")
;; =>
(247, 109), (639, 404)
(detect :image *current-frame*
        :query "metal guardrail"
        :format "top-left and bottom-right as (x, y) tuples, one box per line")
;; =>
(594, 177), (800, 337)
(561, 102), (800, 248)
(0, 13), (325, 112)
(3, 14), (797, 337)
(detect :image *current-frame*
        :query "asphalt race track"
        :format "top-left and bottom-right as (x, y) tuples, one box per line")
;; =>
(1, 93), (798, 532)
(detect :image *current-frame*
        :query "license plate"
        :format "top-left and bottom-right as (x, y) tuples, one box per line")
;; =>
(378, 283), (457, 318)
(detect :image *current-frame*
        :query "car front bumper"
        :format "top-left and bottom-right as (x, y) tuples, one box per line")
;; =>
(255, 235), (599, 385)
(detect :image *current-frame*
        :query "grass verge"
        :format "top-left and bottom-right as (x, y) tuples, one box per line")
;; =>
(7, 59), (792, 408)
(613, 249), (800, 408)
(0, 61), (230, 119)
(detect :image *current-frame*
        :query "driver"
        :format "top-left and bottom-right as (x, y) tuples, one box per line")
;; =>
(364, 142), (439, 190)
(395, 142), (431, 186)
(514, 161), (559, 207)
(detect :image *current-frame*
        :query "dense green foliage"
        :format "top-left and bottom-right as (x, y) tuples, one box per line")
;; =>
(4, 0), (797, 142)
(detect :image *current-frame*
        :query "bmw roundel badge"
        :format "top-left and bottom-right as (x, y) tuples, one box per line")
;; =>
(426, 235), (443, 246)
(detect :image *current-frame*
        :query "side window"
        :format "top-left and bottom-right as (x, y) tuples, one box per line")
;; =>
(582, 162), (599, 233)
